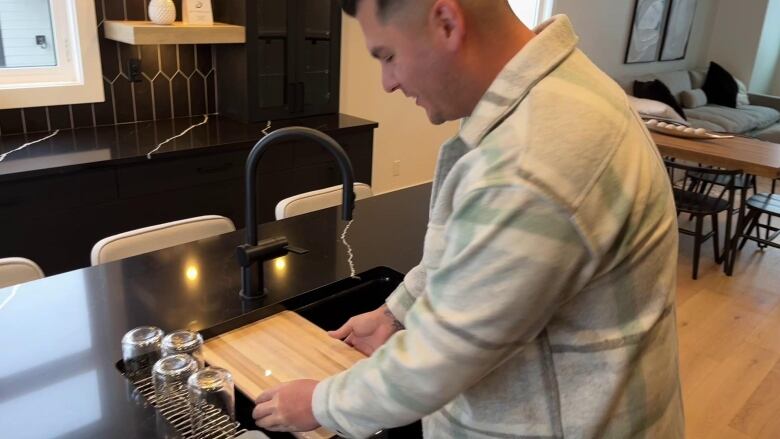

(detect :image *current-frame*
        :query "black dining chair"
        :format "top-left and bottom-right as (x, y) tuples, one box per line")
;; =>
(734, 193), (780, 256)
(686, 171), (757, 215)
(664, 160), (743, 279)
(753, 178), (780, 248)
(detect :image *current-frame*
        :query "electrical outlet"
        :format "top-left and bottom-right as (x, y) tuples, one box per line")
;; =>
(128, 58), (142, 82)
(392, 160), (401, 176)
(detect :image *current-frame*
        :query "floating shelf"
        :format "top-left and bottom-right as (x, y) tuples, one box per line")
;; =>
(104, 21), (245, 45)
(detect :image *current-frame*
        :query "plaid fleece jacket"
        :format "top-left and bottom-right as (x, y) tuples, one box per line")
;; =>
(313, 15), (684, 439)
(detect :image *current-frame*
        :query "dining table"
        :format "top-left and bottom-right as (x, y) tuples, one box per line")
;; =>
(651, 131), (780, 275)
(651, 131), (780, 179)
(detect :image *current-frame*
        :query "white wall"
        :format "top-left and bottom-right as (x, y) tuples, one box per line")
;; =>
(553, 0), (719, 81)
(339, 17), (459, 195)
(749, 0), (780, 94)
(0, 0), (56, 68)
(773, 59), (780, 95)
(705, 0), (769, 87)
(337, 0), (780, 194)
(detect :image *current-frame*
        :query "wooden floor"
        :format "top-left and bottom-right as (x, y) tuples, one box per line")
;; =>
(676, 183), (780, 438)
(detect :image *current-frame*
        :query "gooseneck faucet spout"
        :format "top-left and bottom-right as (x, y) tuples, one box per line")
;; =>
(237, 127), (356, 300)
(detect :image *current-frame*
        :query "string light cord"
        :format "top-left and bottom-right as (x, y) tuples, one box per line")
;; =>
(340, 220), (358, 279)
(146, 115), (209, 159)
(0, 285), (19, 313)
(0, 130), (60, 163)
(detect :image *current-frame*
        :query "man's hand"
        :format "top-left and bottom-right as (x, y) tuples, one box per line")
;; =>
(253, 379), (320, 432)
(329, 304), (404, 356)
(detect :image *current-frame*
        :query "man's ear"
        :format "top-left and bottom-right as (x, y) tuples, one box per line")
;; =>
(429, 0), (465, 52)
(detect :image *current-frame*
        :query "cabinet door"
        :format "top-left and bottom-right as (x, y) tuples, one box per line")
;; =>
(253, 0), (298, 119)
(294, 0), (341, 116)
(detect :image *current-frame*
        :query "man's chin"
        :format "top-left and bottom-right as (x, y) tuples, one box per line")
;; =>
(424, 108), (446, 125)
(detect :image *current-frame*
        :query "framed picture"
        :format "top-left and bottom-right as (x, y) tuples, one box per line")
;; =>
(660, 0), (697, 61)
(625, 0), (670, 64)
(183, 0), (214, 25)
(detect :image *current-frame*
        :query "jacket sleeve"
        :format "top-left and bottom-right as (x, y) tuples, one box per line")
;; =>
(384, 263), (426, 325)
(312, 185), (596, 438)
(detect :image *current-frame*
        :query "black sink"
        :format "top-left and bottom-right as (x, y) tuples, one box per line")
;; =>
(116, 267), (421, 438)
(235, 266), (422, 438)
(291, 266), (403, 330)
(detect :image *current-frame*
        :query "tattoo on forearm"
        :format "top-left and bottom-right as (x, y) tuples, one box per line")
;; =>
(384, 308), (405, 331)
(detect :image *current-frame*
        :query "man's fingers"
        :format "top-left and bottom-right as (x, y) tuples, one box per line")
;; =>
(255, 386), (280, 404)
(265, 423), (294, 432)
(252, 401), (275, 420)
(255, 412), (284, 430)
(328, 319), (353, 339)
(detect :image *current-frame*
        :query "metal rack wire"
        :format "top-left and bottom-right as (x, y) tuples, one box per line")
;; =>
(131, 374), (248, 439)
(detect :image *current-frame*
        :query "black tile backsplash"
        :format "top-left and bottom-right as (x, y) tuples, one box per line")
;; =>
(48, 106), (72, 130)
(0, 109), (23, 134)
(22, 108), (49, 133)
(0, 0), (217, 136)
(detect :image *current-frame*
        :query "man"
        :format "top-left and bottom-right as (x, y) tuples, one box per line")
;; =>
(253, 1), (684, 437)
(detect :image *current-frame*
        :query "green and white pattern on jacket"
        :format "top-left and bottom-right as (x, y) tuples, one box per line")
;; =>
(313, 14), (684, 439)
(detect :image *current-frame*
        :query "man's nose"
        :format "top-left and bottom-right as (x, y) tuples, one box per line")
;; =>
(381, 68), (400, 93)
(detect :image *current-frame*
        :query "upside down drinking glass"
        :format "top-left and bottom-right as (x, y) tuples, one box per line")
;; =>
(152, 354), (199, 406)
(188, 367), (236, 433)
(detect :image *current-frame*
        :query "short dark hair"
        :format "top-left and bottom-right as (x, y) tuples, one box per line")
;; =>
(341, 0), (406, 20)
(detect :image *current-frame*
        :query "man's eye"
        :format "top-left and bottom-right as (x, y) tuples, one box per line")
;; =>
(384, 55), (394, 63)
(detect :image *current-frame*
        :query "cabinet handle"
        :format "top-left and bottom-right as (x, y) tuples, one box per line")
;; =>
(297, 82), (305, 112)
(197, 163), (232, 174)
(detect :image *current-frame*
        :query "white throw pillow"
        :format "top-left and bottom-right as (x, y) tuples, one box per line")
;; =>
(690, 70), (707, 89)
(627, 95), (687, 123)
(680, 89), (708, 109)
(735, 78), (750, 107)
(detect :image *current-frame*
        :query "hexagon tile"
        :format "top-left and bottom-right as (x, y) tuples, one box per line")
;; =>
(0, 0), (219, 136)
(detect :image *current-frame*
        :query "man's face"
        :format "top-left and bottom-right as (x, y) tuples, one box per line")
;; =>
(356, 0), (459, 125)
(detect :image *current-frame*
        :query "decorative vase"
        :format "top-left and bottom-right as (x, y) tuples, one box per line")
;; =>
(149, 0), (176, 25)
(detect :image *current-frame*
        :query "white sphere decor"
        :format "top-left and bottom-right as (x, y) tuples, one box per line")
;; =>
(149, 0), (176, 25)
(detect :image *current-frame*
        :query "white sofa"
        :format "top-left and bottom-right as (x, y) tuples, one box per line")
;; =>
(621, 69), (780, 143)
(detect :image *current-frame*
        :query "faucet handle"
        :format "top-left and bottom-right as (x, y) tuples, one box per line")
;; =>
(235, 237), (289, 267)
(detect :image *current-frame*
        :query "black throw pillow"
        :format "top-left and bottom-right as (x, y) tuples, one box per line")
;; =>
(633, 79), (687, 120)
(702, 61), (738, 108)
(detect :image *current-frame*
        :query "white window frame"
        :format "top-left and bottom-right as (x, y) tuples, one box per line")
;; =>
(0, 0), (103, 109)
(510, 0), (555, 27)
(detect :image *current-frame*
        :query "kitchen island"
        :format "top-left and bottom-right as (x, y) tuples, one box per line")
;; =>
(0, 183), (430, 439)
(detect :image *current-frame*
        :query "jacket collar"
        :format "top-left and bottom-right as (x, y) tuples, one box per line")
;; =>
(458, 15), (580, 149)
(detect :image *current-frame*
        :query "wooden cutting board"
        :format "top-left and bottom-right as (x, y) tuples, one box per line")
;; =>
(202, 311), (366, 439)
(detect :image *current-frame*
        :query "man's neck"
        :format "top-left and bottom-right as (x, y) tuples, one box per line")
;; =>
(461, 20), (537, 117)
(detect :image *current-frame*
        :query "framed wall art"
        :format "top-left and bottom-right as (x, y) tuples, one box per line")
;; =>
(660, 0), (697, 61)
(625, 0), (670, 64)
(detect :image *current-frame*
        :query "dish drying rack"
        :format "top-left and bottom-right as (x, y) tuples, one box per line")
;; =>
(129, 373), (248, 439)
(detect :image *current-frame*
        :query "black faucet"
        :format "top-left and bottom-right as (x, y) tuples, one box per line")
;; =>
(237, 127), (356, 300)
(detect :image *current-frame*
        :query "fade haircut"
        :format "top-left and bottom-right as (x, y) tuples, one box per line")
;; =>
(341, 0), (410, 21)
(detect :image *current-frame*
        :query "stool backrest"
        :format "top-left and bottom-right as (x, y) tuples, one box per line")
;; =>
(0, 257), (44, 288)
(275, 183), (373, 220)
(90, 215), (236, 265)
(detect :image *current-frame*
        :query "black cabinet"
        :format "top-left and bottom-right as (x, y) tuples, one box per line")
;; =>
(216, 0), (341, 122)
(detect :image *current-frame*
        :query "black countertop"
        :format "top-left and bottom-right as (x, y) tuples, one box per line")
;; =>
(0, 114), (378, 182)
(0, 183), (430, 439)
